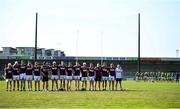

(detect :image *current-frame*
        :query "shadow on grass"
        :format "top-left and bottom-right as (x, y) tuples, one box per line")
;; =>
(47, 89), (140, 92)
(1, 89), (142, 93)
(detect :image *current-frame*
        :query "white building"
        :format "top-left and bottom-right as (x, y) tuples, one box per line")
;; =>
(16, 47), (34, 56)
(2, 47), (17, 55)
(1, 47), (65, 57)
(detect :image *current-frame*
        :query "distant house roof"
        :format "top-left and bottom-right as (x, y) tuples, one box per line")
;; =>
(2, 47), (14, 48)
(16, 47), (34, 48)
(38, 48), (45, 49)
(46, 49), (55, 51)
(55, 50), (61, 52)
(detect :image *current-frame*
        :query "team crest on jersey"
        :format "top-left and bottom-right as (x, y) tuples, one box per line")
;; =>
(21, 66), (26, 68)
(83, 68), (87, 72)
(14, 68), (18, 70)
(27, 67), (32, 70)
(8, 70), (12, 73)
(75, 68), (80, 70)
(34, 69), (39, 71)
(90, 69), (94, 72)
(102, 68), (107, 71)
(52, 67), (57, 70)
(60, 67), (65, 70)
(68, 68), (73, 70)
(110, 69), (115, 71)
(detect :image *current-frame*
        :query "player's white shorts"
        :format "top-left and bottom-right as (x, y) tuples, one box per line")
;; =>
(102, 76), (109, 80)
(66, 76), (72, 80)
(73, 76), (80, 80)
(26, 75), (33, 80)
(89, 76), (95, 81)
(6, 79), (12, 82)
(59, 75), (66, 80)
(13, 75), (20, 80)
(34, 76), (41, 81)
(51, 75), (59, 80)
(116, 73), (122, 79)
(81, 77), (87, 81)
(109, 76), (115, 81)
(136, 76), (138, 80)
(20, 73), (26, 80)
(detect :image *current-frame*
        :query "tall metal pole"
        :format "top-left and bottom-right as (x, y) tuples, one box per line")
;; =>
(176, 50), (179, 57)
(138, 13), (141, 74)
(101, 30), (103, 65)
(76, 30), (79, 63)
(35, 12), (38, 62)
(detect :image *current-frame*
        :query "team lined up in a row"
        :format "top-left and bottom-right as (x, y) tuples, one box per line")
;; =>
(4, 60), (123, 91)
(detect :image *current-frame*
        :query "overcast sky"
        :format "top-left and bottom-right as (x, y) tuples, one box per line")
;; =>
(0, 0), (179, 57)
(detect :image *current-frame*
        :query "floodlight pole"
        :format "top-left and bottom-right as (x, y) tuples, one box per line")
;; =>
(101, 30), (103, 65)
(35, 12), (38, 62)
(138, 13), (141, 74)
(76, 30), (79, 63)
(176, 50), (179, 57)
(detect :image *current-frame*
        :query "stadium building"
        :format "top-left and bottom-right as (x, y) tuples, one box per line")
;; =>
(0, 47), (180, 78)
(0, 47), (180, 79)
(1, 47), (65, 57)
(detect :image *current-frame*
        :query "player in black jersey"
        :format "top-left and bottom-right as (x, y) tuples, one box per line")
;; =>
(41, 62), (50, 92)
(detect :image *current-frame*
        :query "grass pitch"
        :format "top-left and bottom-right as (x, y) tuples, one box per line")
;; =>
(0, 80), (179, 108)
